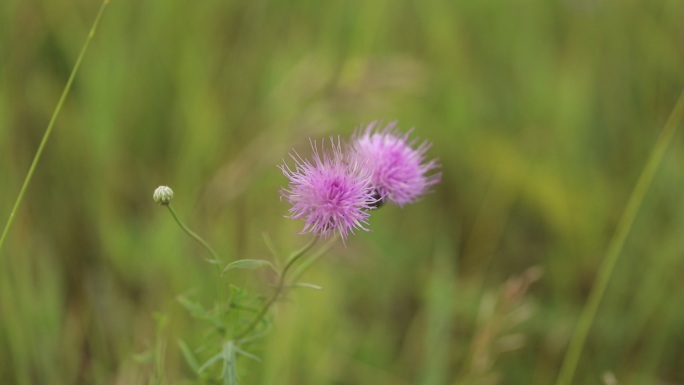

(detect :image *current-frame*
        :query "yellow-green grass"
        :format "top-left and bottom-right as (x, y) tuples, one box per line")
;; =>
(2, 0), (684, 384)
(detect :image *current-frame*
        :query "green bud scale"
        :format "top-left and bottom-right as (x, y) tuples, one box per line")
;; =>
(153, 185), (174, 205)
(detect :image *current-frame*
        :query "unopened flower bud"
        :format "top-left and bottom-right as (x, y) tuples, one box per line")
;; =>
(153, 186), (174, 205)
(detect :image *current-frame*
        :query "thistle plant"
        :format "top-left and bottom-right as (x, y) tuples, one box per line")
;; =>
(154, 122), (440, 384)
(279, 137), (377, 240)
(350, 121), (441, 207)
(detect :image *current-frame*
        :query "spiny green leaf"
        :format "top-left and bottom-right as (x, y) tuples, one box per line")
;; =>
(292, 282), (323, 290)
(221, 259), (277, 276)
(198, 352), (223, 374)
(234, 345), (261, 362)
(178, 340), (201, 373)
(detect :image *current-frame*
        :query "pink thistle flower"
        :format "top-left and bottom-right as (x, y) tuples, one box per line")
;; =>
(350, 121), (441, 207)
(279, 138), (377, 240)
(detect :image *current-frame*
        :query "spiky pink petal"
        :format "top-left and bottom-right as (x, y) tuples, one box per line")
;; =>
(350, 121), (440, 206)
(279, 138), (376, 240)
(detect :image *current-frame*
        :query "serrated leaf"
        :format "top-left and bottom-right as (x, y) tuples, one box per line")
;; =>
(293, 282), (323, 290)
(234, 345), (261, 362)
(221, 259), (276, 276)
(178, 340), (201, 373)
(198, 352), (223, 374)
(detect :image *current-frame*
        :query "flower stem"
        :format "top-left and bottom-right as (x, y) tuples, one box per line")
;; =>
(289, 236), (338, 284)
(0, 0), (110, 258)
(555, 90), (684, 385)
(235, 237), (319, 340)
(166, 205), (221, 266)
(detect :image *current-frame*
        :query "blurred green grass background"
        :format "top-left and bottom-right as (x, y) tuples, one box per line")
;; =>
(2, 0), (684, 384)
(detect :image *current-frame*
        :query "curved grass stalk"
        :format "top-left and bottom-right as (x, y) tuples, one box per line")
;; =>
(0, 0), (111, 257)
(555, 90), (684, 385)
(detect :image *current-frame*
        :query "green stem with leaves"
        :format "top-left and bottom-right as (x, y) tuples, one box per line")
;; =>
(555, 90), (684, 385)
(235, 237), (320, 340)
(0, 0), (111, 258)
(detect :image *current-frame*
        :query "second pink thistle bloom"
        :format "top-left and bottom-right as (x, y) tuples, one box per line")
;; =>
(351, 122), (441, 207)
(279, 139), (377, 240)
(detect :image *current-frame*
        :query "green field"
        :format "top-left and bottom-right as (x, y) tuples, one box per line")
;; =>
(2, 0), (684, 384)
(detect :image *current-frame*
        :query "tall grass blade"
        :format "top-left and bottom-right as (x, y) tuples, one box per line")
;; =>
(0, 0), (111, 258)
(555, 90), (684, 385)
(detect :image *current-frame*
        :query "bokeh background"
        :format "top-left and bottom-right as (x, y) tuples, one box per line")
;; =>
(2, 0), (684, 384)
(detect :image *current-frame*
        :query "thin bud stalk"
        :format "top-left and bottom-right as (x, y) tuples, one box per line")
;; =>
(166, 205), (222, 267)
